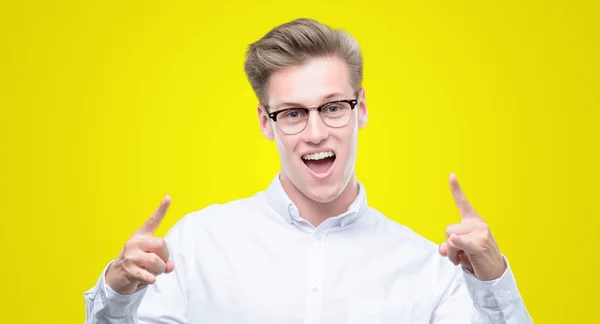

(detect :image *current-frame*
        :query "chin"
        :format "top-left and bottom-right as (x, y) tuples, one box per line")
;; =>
(300, 177), (347, 203)
(304, 186), (341, 203)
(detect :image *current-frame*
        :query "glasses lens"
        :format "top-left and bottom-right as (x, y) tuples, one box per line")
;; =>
(320, 101), (353, 128)
(278, 108), (309, 134)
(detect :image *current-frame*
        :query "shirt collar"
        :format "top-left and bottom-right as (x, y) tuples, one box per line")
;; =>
(265, 173), (368, 228)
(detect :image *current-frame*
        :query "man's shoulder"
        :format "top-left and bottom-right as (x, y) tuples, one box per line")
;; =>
(180, 190), (267, 227)
(162, 191), (268, 254)
(367, 206), (440, 255)
(366, 207), (461, 284)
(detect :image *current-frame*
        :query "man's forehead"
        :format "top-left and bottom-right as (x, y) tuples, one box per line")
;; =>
(265, 57), (353, 109)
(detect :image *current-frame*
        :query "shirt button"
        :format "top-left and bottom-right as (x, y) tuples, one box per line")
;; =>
(312, 284), (320, 292)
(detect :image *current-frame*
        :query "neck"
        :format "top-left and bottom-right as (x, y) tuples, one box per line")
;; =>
(279, 172), (359, 227)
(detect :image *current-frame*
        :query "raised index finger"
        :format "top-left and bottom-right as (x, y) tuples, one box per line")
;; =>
(138, 195), (171, 234)
(449, 173), (479, 221)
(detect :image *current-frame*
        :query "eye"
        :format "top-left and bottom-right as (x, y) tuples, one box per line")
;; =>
(326, 105), (341, 113)
(280, 109), (306, 121)
(323, 103), (349, 115)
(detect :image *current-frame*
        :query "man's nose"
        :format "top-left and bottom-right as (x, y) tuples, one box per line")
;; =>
(302, 110), (328, 144)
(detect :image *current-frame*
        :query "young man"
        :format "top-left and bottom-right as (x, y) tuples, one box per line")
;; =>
(85, 19), (532, 323)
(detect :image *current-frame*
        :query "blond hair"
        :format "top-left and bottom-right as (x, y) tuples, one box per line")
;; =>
(244, 18), (363, 106)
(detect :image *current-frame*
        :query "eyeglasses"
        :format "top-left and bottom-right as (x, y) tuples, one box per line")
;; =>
(267, 99), (358, 135)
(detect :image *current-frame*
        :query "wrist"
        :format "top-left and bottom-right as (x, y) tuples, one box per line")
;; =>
(105, 265), (138, 295)
(471, 253), (507, 281)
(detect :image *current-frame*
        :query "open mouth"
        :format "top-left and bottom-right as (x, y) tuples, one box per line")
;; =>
(301, 150), (336, 175)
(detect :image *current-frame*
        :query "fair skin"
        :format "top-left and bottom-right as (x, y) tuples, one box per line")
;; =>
(105, 56), (506, 295)
(441, 173), (507, 280)
(258, 56), (368, 226)
(105, 195), (174, 295)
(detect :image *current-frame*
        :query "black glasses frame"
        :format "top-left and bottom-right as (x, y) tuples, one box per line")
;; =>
(267, 99), (358, 122)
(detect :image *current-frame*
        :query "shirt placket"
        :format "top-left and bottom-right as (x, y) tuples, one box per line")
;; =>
(304, 229), (326, 324)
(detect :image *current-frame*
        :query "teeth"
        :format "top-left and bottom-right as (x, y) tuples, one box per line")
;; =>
(302, 151), (335, 161)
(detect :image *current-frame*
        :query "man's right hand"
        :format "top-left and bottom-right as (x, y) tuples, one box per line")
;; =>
(105, 195), (175, 295)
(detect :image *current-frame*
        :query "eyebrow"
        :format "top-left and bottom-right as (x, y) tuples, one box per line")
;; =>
(272, 92), (345, 110)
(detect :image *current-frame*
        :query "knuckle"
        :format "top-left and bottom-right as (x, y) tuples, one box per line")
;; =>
(156, 257), (167, 272)
(446, 239), (456, 250)
(477, 222), (489, 231)
(444, 226), (451, 237)
(477, 242), (489, 253)
(124, 237), (139, 249)
(483, 230), (491, 241)
(135, 269), (144, 280)
(471, 236), (486, 251)
(152, 253), (164, 265)
(123, 265), (138, 281)
(146, 266), (158, 276)
(123, 241), (132, 250)
(123, 253), (135, 264)
(137, 235), (152, 245)
(478, 227), (491, 242)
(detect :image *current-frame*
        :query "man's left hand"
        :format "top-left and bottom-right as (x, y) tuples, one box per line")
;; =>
(438, 173), (507, 281)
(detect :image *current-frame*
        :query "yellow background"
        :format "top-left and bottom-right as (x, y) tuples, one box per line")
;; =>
(1, 0), (598, 322)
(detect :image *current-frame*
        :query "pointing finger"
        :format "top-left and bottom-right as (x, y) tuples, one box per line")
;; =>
(445, 222), (478, 237)
(139, 195), (171, 234)
(449, 173), (480, 221)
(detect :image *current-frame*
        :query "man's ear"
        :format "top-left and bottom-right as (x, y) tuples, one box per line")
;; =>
(258, 104), (274, 140)
(357, 88), (368, 129)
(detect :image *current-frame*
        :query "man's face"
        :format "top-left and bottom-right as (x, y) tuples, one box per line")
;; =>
(258, 56), (368, 203)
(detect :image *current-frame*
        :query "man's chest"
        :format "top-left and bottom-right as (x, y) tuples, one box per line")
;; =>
(184, 231), (439, 323)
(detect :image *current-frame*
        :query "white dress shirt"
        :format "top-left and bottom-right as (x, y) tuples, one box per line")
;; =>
(84, 174), (532, 323)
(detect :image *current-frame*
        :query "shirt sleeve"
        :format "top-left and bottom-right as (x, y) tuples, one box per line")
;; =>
(462, 256), (533, 324)
(83, 261), (148, 323)
(83, 214), (193, 324)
